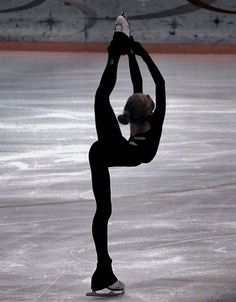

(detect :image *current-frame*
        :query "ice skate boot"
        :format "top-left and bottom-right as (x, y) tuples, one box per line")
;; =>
(114, 11), (131, 38)
(110, 12), (131, 55)
(86, 261), (125, 297)
(86, 280), (125, 297)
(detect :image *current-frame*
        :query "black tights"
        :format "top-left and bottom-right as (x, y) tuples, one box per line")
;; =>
(89, 46), (143, 290)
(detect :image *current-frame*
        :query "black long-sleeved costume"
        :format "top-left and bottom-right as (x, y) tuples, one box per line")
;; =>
(89, 45), (166, 291)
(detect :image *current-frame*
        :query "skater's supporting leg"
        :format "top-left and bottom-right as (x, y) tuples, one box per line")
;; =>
(89, 142), (112, 264)
(89, 141), (118, 290)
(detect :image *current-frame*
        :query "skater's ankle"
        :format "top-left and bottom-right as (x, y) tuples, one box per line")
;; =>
(96, 258), (113, 270)
(107, 44), (121, 63)
(110, 32), (130, 56)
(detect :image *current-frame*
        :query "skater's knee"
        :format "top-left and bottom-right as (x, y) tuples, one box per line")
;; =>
(96, 204), (112, 220)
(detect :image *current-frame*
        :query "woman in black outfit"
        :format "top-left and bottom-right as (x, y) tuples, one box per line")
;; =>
(88, 14), (166, 293)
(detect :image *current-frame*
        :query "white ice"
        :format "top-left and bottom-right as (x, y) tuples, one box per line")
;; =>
(0, 51), (236, 302)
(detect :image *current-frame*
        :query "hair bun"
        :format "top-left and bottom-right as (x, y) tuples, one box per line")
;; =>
(117, 114), (130, 125)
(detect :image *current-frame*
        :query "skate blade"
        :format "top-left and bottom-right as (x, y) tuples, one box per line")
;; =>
(86, 289), (125, 297)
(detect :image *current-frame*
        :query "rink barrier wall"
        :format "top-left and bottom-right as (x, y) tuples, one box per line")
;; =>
(0, 42), (236, 54)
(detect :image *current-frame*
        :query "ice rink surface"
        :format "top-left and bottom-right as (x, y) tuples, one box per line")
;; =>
(0, 51), (236, 302)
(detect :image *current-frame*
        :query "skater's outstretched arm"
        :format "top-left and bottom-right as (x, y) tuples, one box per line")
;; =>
(128, 52), (143, 94)
(131, 41), (166, 126)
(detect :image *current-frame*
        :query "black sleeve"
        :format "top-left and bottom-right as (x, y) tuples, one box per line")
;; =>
(142, 53), (166, 126)
(128, 52), (143, 94)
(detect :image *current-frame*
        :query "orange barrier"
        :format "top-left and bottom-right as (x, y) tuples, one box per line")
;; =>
(0, 41), (236, 54)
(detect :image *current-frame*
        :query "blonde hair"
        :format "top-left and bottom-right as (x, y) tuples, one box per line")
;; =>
(118, 93), (154, 125)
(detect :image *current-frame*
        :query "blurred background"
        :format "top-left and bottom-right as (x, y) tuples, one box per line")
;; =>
(0, 0), (235, 48)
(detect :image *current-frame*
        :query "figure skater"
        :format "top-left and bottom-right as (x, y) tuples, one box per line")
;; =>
(88, 13), (166, 296)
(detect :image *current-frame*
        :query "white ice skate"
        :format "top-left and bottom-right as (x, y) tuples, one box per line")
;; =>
(114, 12), (131, 37)
(86, 280), (125, 297)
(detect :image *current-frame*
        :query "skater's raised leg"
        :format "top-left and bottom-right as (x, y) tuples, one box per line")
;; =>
(94, 42), (122, 143)
(95, 31), (131, 143)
